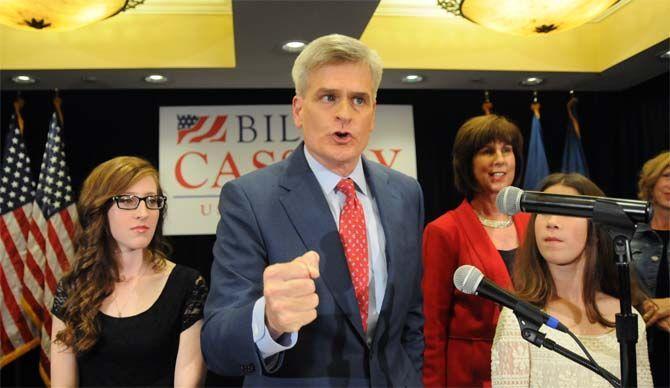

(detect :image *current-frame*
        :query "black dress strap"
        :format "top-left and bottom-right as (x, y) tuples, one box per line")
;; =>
(182, 275), (208, 331)
(52, 278), (68, 320)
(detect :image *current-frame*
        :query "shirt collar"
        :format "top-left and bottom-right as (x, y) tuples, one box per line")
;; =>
(304, 146), (368, 197)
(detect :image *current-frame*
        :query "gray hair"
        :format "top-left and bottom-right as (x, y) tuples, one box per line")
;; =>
(291, 34), (383, 99)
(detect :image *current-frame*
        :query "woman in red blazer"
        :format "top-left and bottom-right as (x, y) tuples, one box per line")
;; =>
(423, 115), (530, 387)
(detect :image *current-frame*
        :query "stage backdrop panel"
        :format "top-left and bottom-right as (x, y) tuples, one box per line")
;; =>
(159, 105), (416, 235)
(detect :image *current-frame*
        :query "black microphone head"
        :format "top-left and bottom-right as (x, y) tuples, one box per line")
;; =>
(497, 186), (524, 216)
(453, 265), (484, 295)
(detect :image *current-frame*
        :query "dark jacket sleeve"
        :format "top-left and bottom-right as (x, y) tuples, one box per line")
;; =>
(200, 180), (279, 376)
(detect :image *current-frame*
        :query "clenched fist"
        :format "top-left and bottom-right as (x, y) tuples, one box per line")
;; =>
(264, 251), (320, 339)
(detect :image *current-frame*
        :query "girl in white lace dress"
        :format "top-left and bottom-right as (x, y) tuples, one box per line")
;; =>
(491, 173), (653, 387)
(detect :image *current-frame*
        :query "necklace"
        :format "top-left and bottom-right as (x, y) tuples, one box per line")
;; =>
(476, 211), (513, 229)
(111, 263), (148, 318)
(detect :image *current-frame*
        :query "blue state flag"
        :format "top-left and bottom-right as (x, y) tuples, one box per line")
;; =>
(523, 114), (550, 190)
(561, 97), (589, 177)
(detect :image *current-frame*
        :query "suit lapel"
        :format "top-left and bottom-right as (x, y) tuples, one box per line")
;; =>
(278, 146), (366, 341)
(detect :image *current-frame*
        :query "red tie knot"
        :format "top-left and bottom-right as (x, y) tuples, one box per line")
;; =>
(336, 178), (357, 199)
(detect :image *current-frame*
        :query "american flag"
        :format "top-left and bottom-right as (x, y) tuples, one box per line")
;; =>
(22, 112), (78, 383)
(177, 114), (209, 143)
(0, 116), (39, 366)
(177, 114), (201, 130)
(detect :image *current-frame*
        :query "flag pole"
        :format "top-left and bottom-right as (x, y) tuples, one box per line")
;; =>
(567, 90), (581, 138)
(482, 90), (493, 115)
(531, 91), (540, 119)
(13, 93), (25, 135)
(53, 89), (64, 126)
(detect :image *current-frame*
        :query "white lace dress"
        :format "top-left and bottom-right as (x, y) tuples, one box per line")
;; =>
(491, 307), (653, 387)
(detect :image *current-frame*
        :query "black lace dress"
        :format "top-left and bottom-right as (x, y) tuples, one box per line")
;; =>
(52, 264), (208, 387)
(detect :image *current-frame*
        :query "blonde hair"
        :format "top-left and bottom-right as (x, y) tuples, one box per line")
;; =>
(291, 34), (383, 99)
(638, 151), (670, 200)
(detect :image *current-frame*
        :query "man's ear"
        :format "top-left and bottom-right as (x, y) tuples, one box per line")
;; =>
(292, 95), (304, 128)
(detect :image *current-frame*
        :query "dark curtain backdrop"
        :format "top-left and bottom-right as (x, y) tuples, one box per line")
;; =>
(1, 72), (668, 386)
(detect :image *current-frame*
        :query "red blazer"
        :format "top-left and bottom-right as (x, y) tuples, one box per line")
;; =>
(422, 200), (530, 387)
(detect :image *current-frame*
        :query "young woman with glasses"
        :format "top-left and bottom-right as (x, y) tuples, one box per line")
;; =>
(50, 156), (208, 387)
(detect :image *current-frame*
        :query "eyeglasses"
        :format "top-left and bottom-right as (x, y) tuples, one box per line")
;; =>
(111, 195), (167, 210)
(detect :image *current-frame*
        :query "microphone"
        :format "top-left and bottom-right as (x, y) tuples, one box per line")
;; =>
(453, 265), (568, 333)
(497, 186), (652, 224)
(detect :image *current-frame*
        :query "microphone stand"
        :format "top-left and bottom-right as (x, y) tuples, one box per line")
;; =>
(593, 199), (640, 388)
(512, 312), (621, 388)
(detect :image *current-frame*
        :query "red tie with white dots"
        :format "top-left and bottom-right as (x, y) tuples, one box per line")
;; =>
(336, 178), (369, 333)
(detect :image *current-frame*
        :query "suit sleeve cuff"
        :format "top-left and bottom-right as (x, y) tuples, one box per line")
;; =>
(252, 296), (298, 359)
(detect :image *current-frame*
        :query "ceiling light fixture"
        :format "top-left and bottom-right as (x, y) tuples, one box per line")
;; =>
(401, 74), (424, 84)
(438, 0), (619, 35)
(0, 0), (145, 31)
(659, 49), (670, 60)
(144, 74), (168, 84)
(520, 77), (544, 86)
(282, 41), (306, 53)
(11, 75), (36, 84)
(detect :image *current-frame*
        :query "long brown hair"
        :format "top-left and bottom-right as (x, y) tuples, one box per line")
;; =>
(55, 156), (169, 352)
(513, 173), (645, 327)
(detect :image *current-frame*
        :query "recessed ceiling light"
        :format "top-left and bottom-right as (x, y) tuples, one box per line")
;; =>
(401, 74), (424, 83)
(520, 77), (544, 86)
(12, 75), (36, 84)
(659, 49), (670, 60)
(282, 41), (306, 53)
(144, 74), (168, 84)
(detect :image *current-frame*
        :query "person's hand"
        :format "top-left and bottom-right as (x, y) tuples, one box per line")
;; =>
(642, 297), (670, 332)
(656, 316), (670, 332)
(263, 251), (320, 339)
(641, 299), (657, 321)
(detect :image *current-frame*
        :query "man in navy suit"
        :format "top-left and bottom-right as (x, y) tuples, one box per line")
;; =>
(201, 34), (424, 386)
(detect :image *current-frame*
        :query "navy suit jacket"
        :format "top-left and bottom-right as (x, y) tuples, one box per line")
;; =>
(201, 144), (425, 387)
